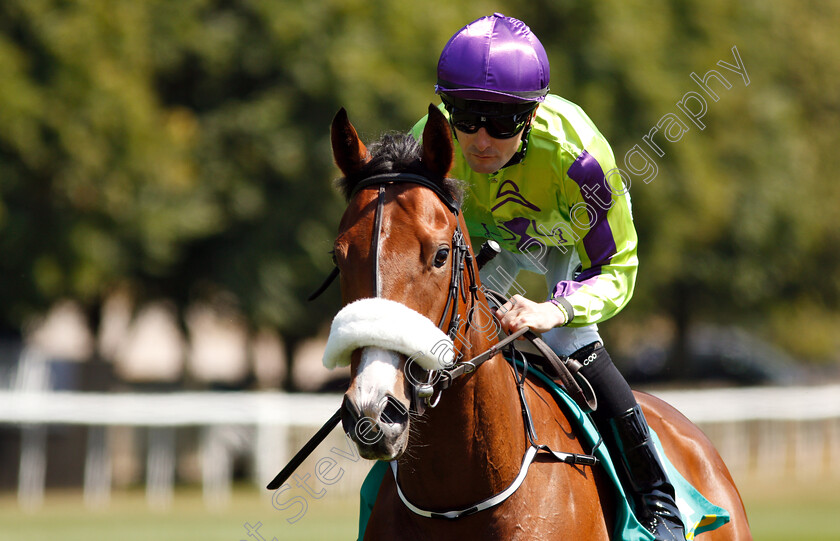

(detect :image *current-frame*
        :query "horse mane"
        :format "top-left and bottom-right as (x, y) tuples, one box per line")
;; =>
(335, 132), (464, 205)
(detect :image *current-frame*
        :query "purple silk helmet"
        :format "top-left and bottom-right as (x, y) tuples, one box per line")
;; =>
(436, 13), (550, 103)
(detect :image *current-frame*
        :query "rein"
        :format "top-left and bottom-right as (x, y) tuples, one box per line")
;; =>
(343, 172), (596, 410)
(389, 316), (600, 520)
(390, 294), (601, 520)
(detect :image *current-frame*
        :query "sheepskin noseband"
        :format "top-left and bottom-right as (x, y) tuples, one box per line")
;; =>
(322, 298), (455, 371)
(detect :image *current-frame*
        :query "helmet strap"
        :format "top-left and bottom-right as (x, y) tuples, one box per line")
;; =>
(498, 120), (533, 170)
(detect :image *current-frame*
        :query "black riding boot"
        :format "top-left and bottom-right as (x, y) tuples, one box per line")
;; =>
(606, 404), (687, 540)
(571, 343), (686, 540)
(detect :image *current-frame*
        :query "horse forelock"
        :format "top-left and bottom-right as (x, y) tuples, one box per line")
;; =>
(335, 132), (464, 206)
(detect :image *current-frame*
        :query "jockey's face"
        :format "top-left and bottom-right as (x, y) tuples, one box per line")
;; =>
(455, 126), (524, 174)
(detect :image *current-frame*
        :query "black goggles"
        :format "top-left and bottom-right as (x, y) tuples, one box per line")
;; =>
(448, 108), (534, 139)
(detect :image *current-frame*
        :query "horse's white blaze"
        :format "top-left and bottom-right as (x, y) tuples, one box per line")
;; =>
(354, 346), (401, 413)
(374, 209), (387, 298)
(375, 232), (384, 298)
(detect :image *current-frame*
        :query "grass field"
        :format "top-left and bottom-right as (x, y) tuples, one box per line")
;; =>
(1, 476), (837, 540)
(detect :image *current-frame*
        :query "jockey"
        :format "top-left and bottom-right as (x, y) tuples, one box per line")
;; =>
(411, 14), (686, 540)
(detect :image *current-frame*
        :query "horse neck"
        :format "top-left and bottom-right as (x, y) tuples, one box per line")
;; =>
(399, 294), (527, 506)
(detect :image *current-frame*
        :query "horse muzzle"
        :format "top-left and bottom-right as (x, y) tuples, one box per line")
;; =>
(340, 392), (410, 460)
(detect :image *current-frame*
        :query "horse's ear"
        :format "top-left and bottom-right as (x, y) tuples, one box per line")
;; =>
(331, 108), (370, 177)
(421, 104), (454, 178)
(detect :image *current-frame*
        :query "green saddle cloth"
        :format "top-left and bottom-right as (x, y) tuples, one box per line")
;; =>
(358, 361), (730, 540)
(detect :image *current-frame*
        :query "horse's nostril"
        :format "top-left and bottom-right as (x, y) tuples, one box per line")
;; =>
(381, 395), (409, 426)
(340, 395), (361, 436)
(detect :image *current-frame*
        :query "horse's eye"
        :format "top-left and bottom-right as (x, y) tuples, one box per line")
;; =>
(433, 247), (450, 268)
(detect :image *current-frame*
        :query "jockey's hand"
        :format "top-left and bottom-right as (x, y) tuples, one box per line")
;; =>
(494, 294), (568, 335)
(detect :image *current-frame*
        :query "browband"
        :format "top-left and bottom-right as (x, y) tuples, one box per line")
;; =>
(349, 173), (460, 215)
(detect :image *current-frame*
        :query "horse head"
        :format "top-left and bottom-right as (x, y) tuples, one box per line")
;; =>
(326, 105), (472, 460)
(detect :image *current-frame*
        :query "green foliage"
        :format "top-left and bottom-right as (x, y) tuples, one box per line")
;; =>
(0, 1), (838, 361)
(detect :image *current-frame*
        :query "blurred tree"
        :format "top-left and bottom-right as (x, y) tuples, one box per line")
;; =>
(0, 1), (212, 326)
(140, 0), (497, 388)
(0, 0), (497, 389)
(0, 0), (838, 392)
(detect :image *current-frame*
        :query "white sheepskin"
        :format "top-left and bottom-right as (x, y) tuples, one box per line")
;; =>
(322, 298), (455, 371)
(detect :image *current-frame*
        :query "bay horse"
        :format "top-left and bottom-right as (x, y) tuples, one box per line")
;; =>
(326, 105), (751, 540)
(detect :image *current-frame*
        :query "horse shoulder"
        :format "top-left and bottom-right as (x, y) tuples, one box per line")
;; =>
(516, 376), (615, 539)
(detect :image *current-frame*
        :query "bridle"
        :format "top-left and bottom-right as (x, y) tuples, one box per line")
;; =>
(348, 172), (477, 338)
(349, 172), (480, 413)
(345, 171), (597, 411)
(335, 170), (602, 519)
(324, 170), (596, 407)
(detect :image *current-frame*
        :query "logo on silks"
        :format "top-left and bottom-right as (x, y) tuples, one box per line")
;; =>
(484, 179), (547, 251)
(491, 180), (540, 212)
